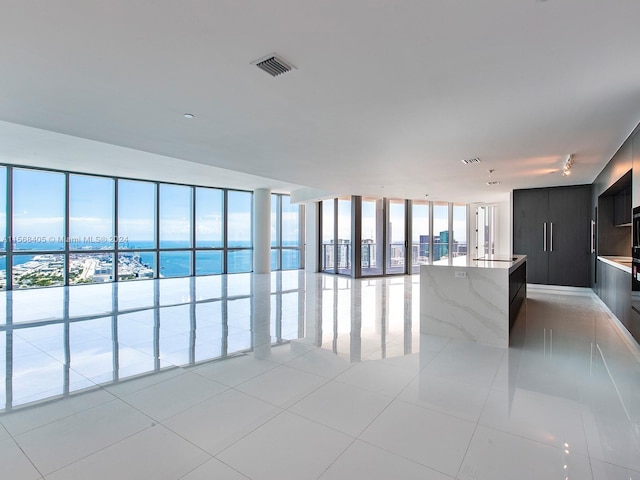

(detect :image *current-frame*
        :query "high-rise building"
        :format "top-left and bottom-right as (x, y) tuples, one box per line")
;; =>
(419, 235), (430, 258)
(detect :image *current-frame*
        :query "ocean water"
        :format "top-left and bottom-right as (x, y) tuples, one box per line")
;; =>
(0, 241), (300, 276)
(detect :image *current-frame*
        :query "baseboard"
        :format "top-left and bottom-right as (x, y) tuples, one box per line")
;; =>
(591, 295), (640, 361)
(527, 283), (595, 296)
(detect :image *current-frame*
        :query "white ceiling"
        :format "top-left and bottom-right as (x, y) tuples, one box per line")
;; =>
(1, 0), (640, 203)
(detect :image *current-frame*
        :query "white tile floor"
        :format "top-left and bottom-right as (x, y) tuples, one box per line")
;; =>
(0, 272), (639, 479)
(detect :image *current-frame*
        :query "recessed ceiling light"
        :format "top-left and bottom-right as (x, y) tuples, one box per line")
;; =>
(461, 157), (481, 165)
(183, 113), (194, 119)
(561, 154), (574, 176)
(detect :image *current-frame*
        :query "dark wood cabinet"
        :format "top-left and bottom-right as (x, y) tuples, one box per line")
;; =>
(513, 185), (591, 287)
(614, 186), (631, 226)
(597, 260), (631, 329)
(633, 130), (640, 208)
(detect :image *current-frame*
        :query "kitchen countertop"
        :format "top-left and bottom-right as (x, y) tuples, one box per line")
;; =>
(598, 256), (632, 274)
(430, 254), (526, 273)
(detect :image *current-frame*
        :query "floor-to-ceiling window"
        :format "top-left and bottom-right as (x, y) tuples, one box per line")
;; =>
(271, 194), (280, 270)
(271, 194), (303, 271)
(13, 168), (66, 288)
(387, 199), (406, 274)
(195, 187), (224, 275)
(321, 199), (335, 272)
(281, 195), (302, 269)
(69, 174), (115, 284)
(319, 197), (467, 276)
(0, 167), (6, 289)
(412, 201), (430, 273)
(361, 197), (383, 276)
(337, 197), (352, 275)
(159, 183), (193, 277)
(227, 190), (253, 273)
(432, 202), (450, 262)
(0, 164), (306, 289)
(321, 197), (352, 275)
(118, 179), (157, 281)
(452, 203), (468, 258)
(227, 190), (253, 274)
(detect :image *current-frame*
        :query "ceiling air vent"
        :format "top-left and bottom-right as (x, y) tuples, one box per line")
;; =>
(461, 157), (481, 165)
(251, 53), (296, 77)
(486, 181), (500, 186)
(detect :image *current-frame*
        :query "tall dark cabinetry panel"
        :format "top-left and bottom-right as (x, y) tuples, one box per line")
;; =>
(513, 185), (591, 287)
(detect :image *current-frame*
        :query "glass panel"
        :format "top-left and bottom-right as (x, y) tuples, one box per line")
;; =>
(321, 200), (335, 272)
(69, 252), (114, 285)
(433, 202), (449, 262)
(337, 197), (351, 275)
(271, 194), (279, 247)
(13, 253), (64, 288)
(282, 249), (300, 270)
(160, 250), (192, 277)
(195, 187), (223, 248)
(270, 248), (278, 271)
(0, 255), (5, 290)
(69, 175), (115, 250)
(118, 180), (156, 249)
(69, 175), (114, 250)
(282, 196), (299, 247)
(227, 190), (252, 248)
(227, 249), (252, 273)
(13, 168), (65, 251)
(412, 201), (430, 272)
(160, 184), (192, 249)
(118, 252), (155, 281)
(453, 204), (467, 258)
(0, 167), (5, 252)
(196, 250), (223, 275)
(361, 197), (382, 276)
(387, 199), (405, 274)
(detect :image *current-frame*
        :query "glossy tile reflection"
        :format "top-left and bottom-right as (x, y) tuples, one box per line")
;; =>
(0, 275), (639, 479)
(0, 272), (310, 411)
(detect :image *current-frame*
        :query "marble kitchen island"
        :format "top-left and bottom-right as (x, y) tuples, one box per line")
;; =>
(420, 255), (527, 348)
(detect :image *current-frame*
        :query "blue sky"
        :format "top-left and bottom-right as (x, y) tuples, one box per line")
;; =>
(6, 169), (254, 242)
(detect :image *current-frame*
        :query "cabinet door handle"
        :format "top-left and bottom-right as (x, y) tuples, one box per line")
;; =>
(543, 222), (547, 252)
(591, 220), (595, 253)
(550, 223), (553, 252)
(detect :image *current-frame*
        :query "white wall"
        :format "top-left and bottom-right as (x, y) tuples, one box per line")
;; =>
(495, 197), (512, 255)
(469, 199), (512, 257)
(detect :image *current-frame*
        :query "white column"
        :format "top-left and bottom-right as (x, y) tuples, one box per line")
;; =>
(251, 273), (271, 358)
(253, 188), (271, 274)
(304, 202), (318, 272)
